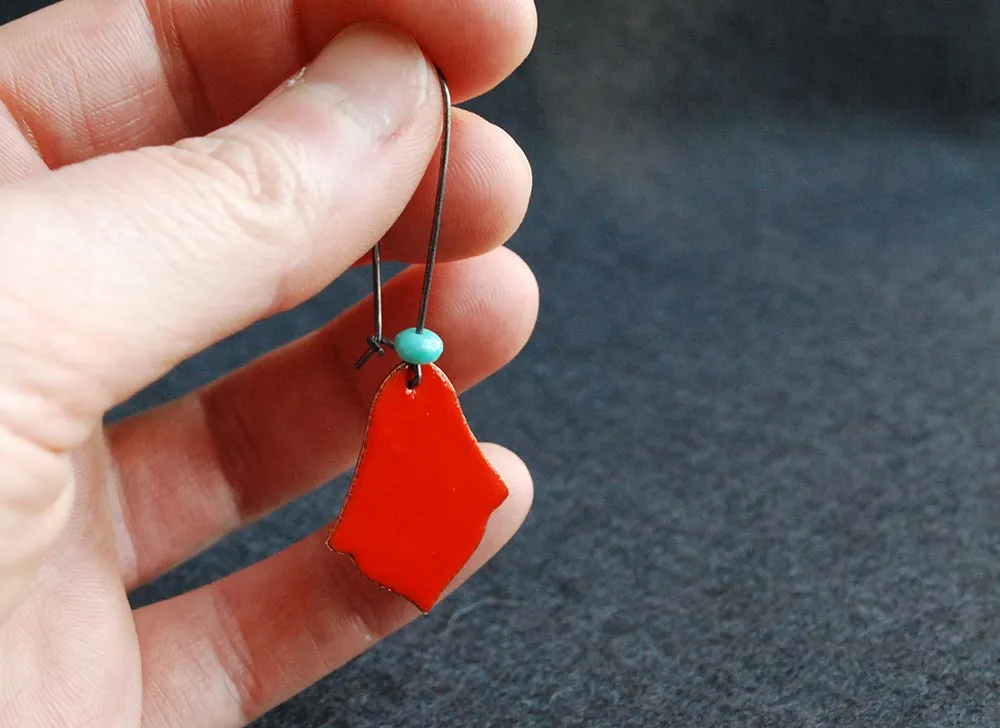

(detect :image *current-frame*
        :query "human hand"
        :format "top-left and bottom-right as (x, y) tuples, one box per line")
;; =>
(0, 2), (537, 726)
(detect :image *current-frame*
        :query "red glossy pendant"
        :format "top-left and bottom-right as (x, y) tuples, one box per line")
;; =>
(328, 363), (509, 612)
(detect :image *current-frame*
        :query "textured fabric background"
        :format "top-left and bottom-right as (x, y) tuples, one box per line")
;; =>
(7, 1), (1000, 726)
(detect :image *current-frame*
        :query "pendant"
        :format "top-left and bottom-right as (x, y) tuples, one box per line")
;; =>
(328, 363), (509, 612)
(328, 71), (511, 613)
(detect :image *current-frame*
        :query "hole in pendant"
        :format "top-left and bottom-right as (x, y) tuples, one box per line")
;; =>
(407, 364), (423, 390)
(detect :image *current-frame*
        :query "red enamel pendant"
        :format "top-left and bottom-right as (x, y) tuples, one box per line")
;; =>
(329, 72), (511, 613)
(328, 363), (509, 612)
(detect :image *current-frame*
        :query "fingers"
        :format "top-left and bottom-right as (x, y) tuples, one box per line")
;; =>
(107, 248), (538, 589)
(0, 0), (537, 167)
(0, 25), (444, 465)
(133, 443), (532, 728)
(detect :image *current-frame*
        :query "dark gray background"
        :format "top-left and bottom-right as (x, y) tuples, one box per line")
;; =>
(7, 1), (1000, 726)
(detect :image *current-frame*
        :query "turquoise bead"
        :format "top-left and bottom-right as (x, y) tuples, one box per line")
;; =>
(394, 327), (444, 365)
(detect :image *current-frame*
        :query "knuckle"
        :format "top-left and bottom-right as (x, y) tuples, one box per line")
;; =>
(170, 126), (318, 246)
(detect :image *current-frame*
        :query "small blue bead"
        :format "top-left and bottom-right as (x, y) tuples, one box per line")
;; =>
(394, 327), (444, 365)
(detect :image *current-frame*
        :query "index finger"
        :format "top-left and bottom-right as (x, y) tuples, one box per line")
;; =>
(0, 0), (537, 167)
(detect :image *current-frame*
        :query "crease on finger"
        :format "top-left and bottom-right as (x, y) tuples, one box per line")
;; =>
(136, 0), (218, 139)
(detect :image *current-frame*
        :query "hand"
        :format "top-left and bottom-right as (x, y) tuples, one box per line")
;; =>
(0, 2), (537, 726)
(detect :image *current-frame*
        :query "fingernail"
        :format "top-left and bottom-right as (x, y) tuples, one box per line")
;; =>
(302, 24), (430, 137)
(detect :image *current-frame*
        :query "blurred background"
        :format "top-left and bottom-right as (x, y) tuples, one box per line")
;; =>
(7, 1), (1000, 726)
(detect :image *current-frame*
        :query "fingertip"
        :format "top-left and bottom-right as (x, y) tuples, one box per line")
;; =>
(450, 443), (533, 588)
(506, 246), (541, 332)
(491, 0), (538, 92)
(476, 246), (540, 343)
(436, 247), (539, 375)
(457, 116), (533, 255)
(440, 0), (538, 100)
(499, 248), (541, 360)
(514, 1), (540, 80)
(481, 442), (535, 526)
(381, 109), (533, 263)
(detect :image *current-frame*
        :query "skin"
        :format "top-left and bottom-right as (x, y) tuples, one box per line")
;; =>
(0, 2), (539, 727)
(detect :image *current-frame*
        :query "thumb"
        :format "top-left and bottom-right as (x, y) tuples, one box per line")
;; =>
(0, 23), (440, 455)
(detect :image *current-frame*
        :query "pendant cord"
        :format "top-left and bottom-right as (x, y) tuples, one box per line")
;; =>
(415, 72), (452, 334)
(356, 69), (453, 382)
